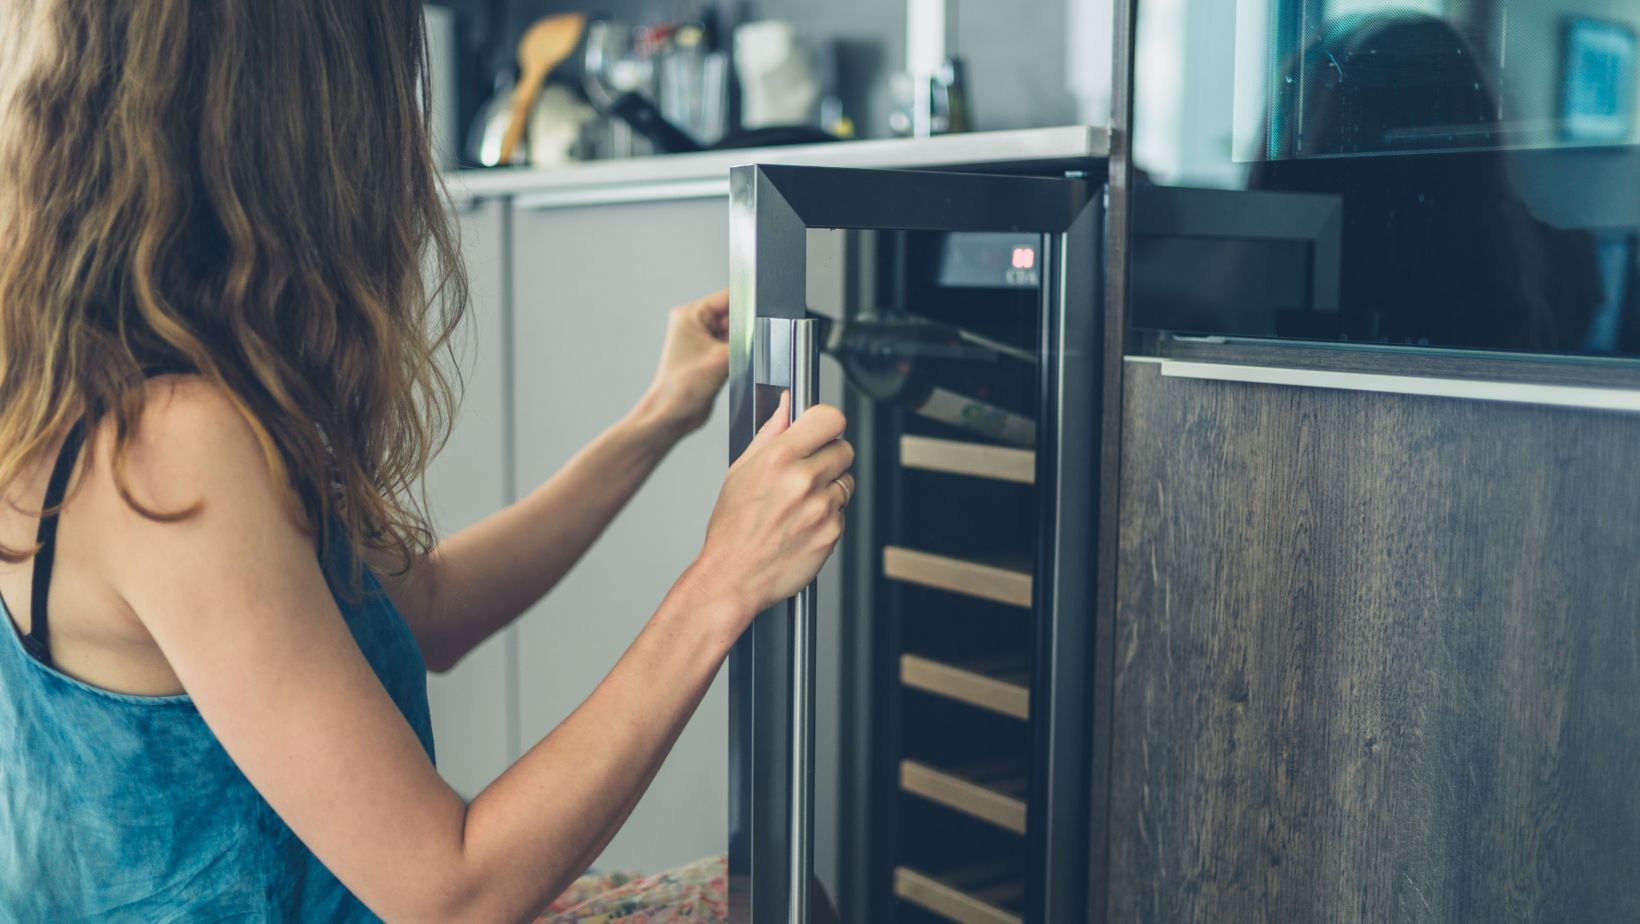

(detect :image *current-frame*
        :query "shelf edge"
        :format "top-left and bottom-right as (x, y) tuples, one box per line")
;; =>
(900, 654), (1031, 721)
(893, 866), (1024, 924)
(884, 547), (1034, 609)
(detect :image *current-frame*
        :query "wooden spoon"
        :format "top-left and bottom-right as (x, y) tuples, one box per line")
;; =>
(498, 13), (588, 165)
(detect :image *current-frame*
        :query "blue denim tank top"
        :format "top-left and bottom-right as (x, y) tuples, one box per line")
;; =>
(0, 419), (436, 921)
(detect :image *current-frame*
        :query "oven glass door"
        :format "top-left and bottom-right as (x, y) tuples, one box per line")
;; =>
(1133, 0), (1640, 361)
(726, 164), (1102, 924)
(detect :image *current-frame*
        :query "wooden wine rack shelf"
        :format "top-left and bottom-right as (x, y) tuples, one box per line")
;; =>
(900, 654), (1030, 721)
(883, 547), (1033, 608)
(900, 435), (1037, 484)
(899, 759), (1029, 834)
(893, 866), (1025, 924)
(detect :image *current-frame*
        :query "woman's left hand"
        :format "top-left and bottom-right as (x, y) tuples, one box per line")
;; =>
(638, 289), (731, 438)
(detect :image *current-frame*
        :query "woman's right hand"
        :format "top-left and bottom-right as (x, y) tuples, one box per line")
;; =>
(695, 391), (855, 623)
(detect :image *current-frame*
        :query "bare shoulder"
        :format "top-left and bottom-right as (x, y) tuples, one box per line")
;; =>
(106, 374), (286, 517)
(0, 377), (317, 694)
(87, 375), (324, 631)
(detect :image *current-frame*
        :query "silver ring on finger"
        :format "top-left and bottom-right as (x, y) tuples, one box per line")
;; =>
(833, 478), (852, 508)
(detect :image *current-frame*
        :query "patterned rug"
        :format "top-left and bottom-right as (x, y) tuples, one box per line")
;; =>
(539, 854), (727, 923)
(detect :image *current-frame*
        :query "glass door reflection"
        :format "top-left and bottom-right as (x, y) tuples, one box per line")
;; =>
(1133, 0), (1640, 358)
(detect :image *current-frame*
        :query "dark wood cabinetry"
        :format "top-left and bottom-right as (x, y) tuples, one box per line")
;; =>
(1104, 357), (1640, 922)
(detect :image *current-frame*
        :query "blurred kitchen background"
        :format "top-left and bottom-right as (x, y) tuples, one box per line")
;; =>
(423, 0), (1115, 169)
(416, 0), (1640, 906)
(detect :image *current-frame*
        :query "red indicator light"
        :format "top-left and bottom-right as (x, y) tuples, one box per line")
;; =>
(1012, 247), (1036, 270)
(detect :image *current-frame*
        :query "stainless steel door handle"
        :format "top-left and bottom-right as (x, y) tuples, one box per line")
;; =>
(753, 316), (820, 924)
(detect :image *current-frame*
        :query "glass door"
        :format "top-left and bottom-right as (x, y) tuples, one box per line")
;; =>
(726, 164), (1103, 924)
(1132, 0), (1640, 360)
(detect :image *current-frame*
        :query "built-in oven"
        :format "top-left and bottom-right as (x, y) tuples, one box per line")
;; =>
(725, 164), (1107, 924)
(1129, 0), (1640, 360)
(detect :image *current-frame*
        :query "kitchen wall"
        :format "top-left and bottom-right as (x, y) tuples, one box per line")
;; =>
(433, 0), (1113, 144)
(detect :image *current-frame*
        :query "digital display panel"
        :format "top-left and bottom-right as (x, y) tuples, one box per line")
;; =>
(938, 233), (1042, 290)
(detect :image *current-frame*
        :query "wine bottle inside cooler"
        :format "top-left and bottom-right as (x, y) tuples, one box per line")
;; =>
(809, 311), (1036, 447)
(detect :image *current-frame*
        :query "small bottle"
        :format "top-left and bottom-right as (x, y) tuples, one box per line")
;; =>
(810, 312), (1037, 447)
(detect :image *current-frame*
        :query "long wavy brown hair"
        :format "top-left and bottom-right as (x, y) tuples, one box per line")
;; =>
(0, 0), (467, 576)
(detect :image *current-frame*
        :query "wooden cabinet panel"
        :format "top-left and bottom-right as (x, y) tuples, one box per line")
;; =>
(1108, 359), (1640, 922)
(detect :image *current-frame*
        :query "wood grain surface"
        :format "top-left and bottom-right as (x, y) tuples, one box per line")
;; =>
(900, 654), (1032, 721)
(884, 547), (1035, 609)
(900, 435), (1038, 484)
(1107, 360), (1640, 923)
(895, 866), (1025, 924)
(901, 759), (1031, 835)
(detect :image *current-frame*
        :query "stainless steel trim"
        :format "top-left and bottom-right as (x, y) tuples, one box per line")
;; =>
(748, 164), (1091, 234)
(754, 318), (796, 389)
(1031, 191), (1101, 924)
(514, 178), (731, 210)
(1137, 358), (1640, 413)
(788, 320), (820, 924)
(754, 316), (821, 924)
(729, 165), (809, 924)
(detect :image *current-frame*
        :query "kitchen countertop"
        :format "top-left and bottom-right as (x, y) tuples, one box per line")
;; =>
(443, 125), (1109, 207)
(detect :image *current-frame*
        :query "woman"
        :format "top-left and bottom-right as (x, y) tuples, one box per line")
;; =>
(0, 2), (852, 921)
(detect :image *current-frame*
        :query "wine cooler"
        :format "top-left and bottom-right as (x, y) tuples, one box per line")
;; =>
(727, 164), (1106, 923)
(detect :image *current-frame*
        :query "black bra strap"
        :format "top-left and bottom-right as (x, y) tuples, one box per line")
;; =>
(23, 418), (88, 665)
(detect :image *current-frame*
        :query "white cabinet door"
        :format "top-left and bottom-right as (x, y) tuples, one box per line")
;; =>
(424, 197), (514, 799)
(510, 194), (730, 874)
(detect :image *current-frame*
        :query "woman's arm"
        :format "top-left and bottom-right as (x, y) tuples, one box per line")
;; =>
(387, 291), (731, 671)
(399, 403), (677, 672)
(112, 382), (851, 923)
